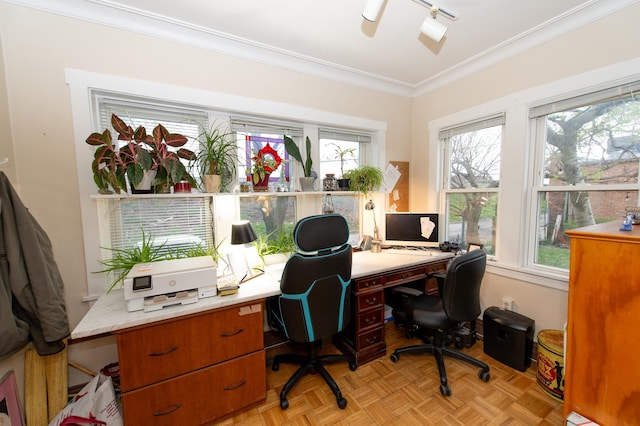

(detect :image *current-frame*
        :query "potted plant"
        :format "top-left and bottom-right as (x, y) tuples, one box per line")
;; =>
(85, 127), (127, 194)
(140, 122), (197, 193)
(343, 165), (384, 196)
(254, 228), (295, 264)
(110, 114), (157, 193)
(193, 124), (237, 193)
(329, 143), (356, 191)
(284, 135), (316, 191)
(251, 143), (282, 191)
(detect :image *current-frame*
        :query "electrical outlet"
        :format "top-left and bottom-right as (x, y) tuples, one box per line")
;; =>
(501, 297), (514, 311)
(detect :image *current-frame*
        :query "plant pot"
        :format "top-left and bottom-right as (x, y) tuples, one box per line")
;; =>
(131, 169), (157, 194)
(299, 176), (315, 192)
(337, 178), (350, 191)
(174, 180), (192, 193)
(203, 174), (222, 193)
(253, 173), (271, 192)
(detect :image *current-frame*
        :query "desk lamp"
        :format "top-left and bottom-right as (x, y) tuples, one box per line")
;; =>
(229, 220), (262, 281)
(365, 199), (382, 253)
(231, 220), (257, 246)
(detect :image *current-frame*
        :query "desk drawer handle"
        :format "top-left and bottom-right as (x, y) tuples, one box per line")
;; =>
(366, 336), (379, 344)
(153, 403), (182, 416)
(221, 328), (244, 337)
(149, 346), (178, 357)
(365, 296), (377, 305)
(224, 379), (247, 391)
(364, 316), (378, 325)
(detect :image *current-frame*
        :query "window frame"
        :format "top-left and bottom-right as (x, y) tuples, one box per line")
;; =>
(67, 69), (386, 299)
(428, 60), (640, 292)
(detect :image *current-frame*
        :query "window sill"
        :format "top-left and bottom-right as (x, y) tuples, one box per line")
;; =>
(486, 259), (569, 292)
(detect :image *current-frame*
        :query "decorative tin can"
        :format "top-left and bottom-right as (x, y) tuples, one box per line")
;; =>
(536, 329), (565, 401)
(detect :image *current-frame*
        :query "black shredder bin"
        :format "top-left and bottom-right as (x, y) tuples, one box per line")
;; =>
(483, 307), (534, 372)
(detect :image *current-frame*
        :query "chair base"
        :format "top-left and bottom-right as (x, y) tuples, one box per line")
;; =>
(272, 341), (356, 409)
(390, 340), (490, 397)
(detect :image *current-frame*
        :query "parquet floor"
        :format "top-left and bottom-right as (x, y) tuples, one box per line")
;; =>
(216, 323), (564, 425)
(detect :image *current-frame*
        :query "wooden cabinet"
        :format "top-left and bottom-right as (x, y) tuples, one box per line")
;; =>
(116, 301), (266, 425)
(565, 222), (640, 425)
(334, 258), (449, 365)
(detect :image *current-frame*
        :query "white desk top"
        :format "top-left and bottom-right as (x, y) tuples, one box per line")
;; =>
(71, 249), (451, 340)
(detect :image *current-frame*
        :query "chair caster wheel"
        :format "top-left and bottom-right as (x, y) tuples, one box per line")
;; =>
(440, 384), (451, 396)
(272, 363), (280, 371)
(479, 370), (490, 382)
(349, 361), (357, 371)
(390, 353), (399, 363)
(280, 398), (289, 409)
(337, 397), (347, 409)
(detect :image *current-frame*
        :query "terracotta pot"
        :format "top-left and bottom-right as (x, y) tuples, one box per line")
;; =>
(203, 174), (222, 193)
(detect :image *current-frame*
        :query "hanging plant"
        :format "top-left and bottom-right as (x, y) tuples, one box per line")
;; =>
(251, 143), (282, 183)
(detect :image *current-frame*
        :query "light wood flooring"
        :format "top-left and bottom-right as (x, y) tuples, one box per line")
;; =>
(215, 323), (564, 425)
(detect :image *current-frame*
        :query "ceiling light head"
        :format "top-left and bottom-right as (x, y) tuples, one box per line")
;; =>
(362, 0), (385, 22)
(420, 8), (448, 42)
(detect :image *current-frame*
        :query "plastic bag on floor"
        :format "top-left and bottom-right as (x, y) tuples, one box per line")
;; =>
(48, 373), (123, 426)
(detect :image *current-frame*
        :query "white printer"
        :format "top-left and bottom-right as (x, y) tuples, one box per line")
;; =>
(124, 256), (217, 312)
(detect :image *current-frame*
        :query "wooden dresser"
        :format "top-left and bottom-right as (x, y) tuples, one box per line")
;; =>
(334, 257), (449, 365)
(116, 301), (266, 425)
(565, 221), (640, 425)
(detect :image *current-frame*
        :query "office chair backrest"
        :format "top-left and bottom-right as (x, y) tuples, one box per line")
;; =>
(278, 214), (352, 343)
(442, 249), (486, 323)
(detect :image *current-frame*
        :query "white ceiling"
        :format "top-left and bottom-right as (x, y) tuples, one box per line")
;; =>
(8, 0), (639, 96)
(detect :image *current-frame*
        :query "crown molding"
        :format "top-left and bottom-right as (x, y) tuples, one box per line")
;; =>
(6, 0), (639, 98)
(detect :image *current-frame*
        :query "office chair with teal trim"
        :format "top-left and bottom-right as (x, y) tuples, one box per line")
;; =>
(268, 214), (356, 409)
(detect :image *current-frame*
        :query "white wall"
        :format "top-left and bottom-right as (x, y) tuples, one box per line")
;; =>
(1, 0), (639, 411)
(412, 3), (640, 334)
(0, 1), (411, 402)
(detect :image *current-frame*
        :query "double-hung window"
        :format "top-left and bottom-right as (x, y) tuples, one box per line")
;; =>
(95, 95), (213, 255)
(440, 114), (504, 255)
(529, 81), (640, 270)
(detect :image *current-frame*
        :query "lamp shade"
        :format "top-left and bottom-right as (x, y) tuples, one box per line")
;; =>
(420, 16), (447, 42)
(231, 220), (257, 245)
(362, 0), (385, 22)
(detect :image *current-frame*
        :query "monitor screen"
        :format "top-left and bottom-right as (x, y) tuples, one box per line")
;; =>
(384, 212), (439, 248)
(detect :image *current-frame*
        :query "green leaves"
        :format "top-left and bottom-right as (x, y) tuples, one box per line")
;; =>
(284, 135), (313, 177)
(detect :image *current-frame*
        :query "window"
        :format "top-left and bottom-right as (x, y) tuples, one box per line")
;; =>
(530, 81), (640, 270)
(440, 114), (504, 255)
(96, 95), (213, 255)
(319, 129), (370, 178)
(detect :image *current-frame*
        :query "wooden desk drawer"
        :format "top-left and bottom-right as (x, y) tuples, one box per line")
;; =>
(122, 350), (266, 426)
(357, 307), (384, 331)
(117, 302), (264, 391)
(354, 275), (385, 292)
(386, 266), (427, 286)
(357, 327), (384, 350)
(355, 290), (384, 312)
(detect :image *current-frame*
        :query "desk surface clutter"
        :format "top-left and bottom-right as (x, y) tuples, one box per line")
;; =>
(72, 249), (452, 340)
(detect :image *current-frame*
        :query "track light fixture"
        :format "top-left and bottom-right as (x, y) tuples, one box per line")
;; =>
(362, 0), (458, 43)
(420, 6), (448, 42)
(362, 0), (385, 22)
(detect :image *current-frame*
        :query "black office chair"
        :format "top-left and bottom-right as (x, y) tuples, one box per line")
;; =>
(268, 214), (356, 410)
(389, 249), (490, 397)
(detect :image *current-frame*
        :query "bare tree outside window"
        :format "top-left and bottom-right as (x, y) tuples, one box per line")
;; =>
(444, 125), (501, 254)
(536, 93), (640, 269)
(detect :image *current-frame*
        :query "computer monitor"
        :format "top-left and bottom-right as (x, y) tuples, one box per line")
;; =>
(384, 212), (439, 248)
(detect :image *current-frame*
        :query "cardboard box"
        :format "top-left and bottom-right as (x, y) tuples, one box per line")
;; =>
(566, 411), (599, 426)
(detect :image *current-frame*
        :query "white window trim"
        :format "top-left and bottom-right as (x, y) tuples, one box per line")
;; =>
(66, 68), (387, 300)
(428, 57), (640, 292)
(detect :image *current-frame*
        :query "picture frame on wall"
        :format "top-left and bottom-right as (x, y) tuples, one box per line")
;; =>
(0, 371), (24, 426)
